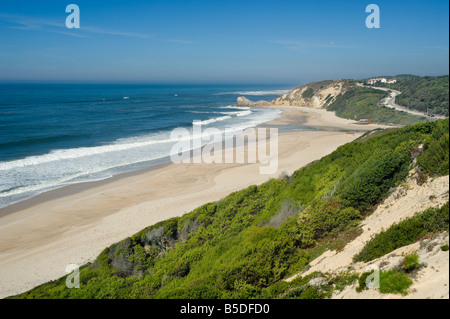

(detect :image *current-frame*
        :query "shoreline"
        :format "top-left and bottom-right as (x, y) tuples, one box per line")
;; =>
(0, 110), (282, 217)
(0, 105), (363, 218)
(0, 158), (173, 218)
(0, 106), (389, 298)
(0, 107), (280, 216)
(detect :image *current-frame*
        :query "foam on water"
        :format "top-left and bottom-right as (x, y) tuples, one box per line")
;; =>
(192, 108), (253, 125)
(0, 106), (281, 208)
(216, 90), (289, 96)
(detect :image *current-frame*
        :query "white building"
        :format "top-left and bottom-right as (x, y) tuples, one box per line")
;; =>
(367, 78), (386, 85)
(367, 77), (396, 85)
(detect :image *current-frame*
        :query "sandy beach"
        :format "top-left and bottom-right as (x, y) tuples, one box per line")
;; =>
(0, 106), (388, 298)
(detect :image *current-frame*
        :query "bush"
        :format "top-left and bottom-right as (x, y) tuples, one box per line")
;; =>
(417, 119), (449, 176)
(266, 199), (300, 228)
(299, 286), (325, 299)
(338, 150), (410, 212)
(302, 87), (314, 99)
(356, 270), (374, 292)
(402, 253), (420, 272)
(329, 272), (359, 292)
(296, 200), (361, 247)
(379, 269), (413, 295)
(354, 202), (449, 262)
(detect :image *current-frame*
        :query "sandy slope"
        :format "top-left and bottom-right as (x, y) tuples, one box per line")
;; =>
(0, 107), (381, 298)
(286, 172), (449, 299)
(332, 231), (449, 299)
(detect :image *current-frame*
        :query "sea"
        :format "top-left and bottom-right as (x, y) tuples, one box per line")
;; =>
(0, 83), (289, 209)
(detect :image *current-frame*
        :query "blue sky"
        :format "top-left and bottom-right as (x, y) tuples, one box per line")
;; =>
(0, 0), (448, 84)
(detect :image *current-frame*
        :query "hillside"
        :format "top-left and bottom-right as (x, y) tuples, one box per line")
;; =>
(12, 119), (449, 299)
(362, 75), (449, 116)
(237, 79), (352, 109)
(385, 75), (449, 117)
(271, 80), (353, 108)
(237, 79), (430, 126)
(290, 173), (449, 299)
(327, 87), (428, 126)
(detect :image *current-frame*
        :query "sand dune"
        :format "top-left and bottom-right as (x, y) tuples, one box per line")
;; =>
(286, 168), (449, 299)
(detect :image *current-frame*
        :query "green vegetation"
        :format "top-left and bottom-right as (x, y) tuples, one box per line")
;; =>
(354, 201), (449, 263)
(379, 269), (413, 295)
(389, 76), (449, 117)
(417, 119), (449, 176)
(324, 93), (333, 105)
(302, 87), (314, 99)
(259, 271), (358, 299)
(402, 253), (420, 272)
(264, 268), (417, 298)
(441, 244), (449, 251)
(336, 150), (410, 212)
(327, 87), (427, 125)
(356, 270), (374, 292)
(13, 120), (449, 299)
(366, 75), (449, 116)
(357, 268), (413, 295)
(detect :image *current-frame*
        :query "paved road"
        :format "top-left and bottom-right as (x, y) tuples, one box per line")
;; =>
(356, 83), (446, 120)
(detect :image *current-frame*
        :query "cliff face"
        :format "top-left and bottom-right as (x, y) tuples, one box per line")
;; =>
(237, 79), (352, 108)
(272, 79), (350, 108)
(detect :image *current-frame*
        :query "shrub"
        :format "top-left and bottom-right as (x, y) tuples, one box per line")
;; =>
(266, 199), (300, 228)
(297, 200), (361, 247)
(354, 202), (449, 262)
(356, 270), (374, 292)
(402, 253), (420, 272)
(299, 286), (325, 299)
(329, 272), (359, 292)
(302, 87), (314, 99)
(338, 150), (410, 212)
(329, 227), (363, 251)
(417, 119), (449, 176)
(379, 269), (413, 295)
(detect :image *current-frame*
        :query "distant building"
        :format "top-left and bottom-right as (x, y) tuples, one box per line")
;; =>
(358, 119), (372, 124)
(367, 78), (386, 85)
(367, 77), (397, 85)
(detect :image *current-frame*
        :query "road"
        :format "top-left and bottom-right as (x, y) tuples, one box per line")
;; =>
(356, 83), (446, 120)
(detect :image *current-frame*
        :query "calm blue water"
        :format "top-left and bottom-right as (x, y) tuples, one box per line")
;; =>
(0, 84), (287, 208)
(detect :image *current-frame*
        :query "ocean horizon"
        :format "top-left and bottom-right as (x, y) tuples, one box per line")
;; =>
(0, 83), (288, 209)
